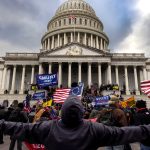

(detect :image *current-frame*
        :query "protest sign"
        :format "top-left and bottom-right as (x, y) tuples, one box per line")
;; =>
(36, 74), (58, 87)
(32, 91), (46, 100)
(92, 96), (110, 106)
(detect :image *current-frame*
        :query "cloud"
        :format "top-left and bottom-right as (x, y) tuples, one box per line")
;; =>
(116, 0), (150, 56)
(87, 0), (137, 51)
(0, 0), (150, 57)
(0, 0), (59, 56)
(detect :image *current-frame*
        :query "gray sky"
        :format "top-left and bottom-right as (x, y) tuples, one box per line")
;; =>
(0, 0), (150, 56)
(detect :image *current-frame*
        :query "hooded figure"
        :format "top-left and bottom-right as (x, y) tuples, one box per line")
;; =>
(61, 96), (84, 127)
(1, 97), (150, 150)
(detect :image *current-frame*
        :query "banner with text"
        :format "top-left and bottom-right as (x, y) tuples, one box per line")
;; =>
(92, 95), (110, 106)
(36, 74), (58, 87)
(32, 91), (46, 100)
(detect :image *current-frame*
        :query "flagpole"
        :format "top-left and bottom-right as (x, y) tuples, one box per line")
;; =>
(73, 18), (75, 42)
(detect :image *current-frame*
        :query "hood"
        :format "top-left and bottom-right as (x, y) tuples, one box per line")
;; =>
(61, 96), (84, 127)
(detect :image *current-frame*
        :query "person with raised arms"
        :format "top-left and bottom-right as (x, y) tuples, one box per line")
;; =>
(0, 96), (150, 150)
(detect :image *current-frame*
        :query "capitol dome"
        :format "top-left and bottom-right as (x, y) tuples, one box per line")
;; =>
(55, 0), (96, 17)
(41, 0), (109, 53)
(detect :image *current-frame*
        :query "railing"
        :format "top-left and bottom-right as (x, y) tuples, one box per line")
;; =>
(6, 53), (38, 58)
(112, 53), (145, 57)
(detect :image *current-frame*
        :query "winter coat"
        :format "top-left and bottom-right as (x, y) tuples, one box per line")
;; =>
(0, 96), (150, 150)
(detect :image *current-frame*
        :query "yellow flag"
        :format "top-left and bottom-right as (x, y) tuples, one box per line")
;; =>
(120, 96), (135, 108)
(47, 99), (53, 106)
(42, 99), (53, 107)
(126, 96), (135, 107)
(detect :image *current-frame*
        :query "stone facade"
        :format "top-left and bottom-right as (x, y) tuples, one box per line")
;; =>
(0, 0), (150, 103)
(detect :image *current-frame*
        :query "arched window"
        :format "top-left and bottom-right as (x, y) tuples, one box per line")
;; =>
(55, 22), (57, 27)
(80, 18), (82, 24)
(89, 20), (91, 26)
(94, 21), (96, 27)
(82, 3), (84, 9)
(74, 2), (76, 8)
(69, 18), (71, 24)
(64, 19), (66, 25)
(59, 20), (61, 26)
(74, 18), (77, 24)
(85, 19), (87, 25)
(70, 3), (72, 8)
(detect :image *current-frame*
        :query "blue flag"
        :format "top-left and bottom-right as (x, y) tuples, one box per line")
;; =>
(70, 83), (84, 96)
(32, 91), (46, 100)
(36, 74), (58, 87)
(92, 95), (110, 106)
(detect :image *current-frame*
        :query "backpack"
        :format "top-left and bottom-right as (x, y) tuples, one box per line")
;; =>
(97, 109), (114, 126)
(8, 109), (21, 122)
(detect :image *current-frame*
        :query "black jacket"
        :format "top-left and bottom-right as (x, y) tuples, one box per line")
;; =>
(133, 108), (150, 125)
(1, 96), (150, 150)
(0, 120), (150, 150)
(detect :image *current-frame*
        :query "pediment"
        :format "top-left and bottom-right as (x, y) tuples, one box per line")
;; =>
(40, 44), (106, 56)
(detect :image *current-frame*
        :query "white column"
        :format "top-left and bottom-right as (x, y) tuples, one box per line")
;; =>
(98, 63), (102, 88)
(84, 33), (87, 45)
(100, 38), (103, 49)
(78, 62), (82, 83)
(143, 66), (147, 80)
(6, 69), (11, 91)
(52, 36), (54, 49)
(71, 33), (73, 42)
(42, 42), (44, 49)
(39, 63), (43, 74)
(107, 63), (112, 84)
(105, 41), (107, 49)
(91, 34), (93, 47)
(96, 36), (99, 49)
(134, 66), (140, 95)
(47, 38), (50, 50)
(125, 66), (130, 95)
(88, 63), (92, 88)
(77, 32), (80, 43)
(0, 69), (3, 90)
(44, 41), (46, 49)
(68, 63), (72, 88)
(1, 65), (7, 93)
(60, 36), (62, 46)
(10, 65), (17, 94)
(19, 65), (26, 94)
(115, 66), (119, 85)
(45, 40), (47, 49)
(58, 63), (62, 87)
(103, 41), (106, 49)
(64, 33), (67, 45)
(31, 65), (35, 84)
(49, 63), (52, 74)
(57, 34), (60, 47)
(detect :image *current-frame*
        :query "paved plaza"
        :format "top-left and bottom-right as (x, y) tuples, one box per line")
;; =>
(0, 135), (140, 150)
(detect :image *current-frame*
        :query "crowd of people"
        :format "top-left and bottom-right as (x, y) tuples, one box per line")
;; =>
(0, 85), (150, 150)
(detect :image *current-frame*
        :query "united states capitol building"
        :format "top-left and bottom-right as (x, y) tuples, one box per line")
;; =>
(0, 0), (150, 102)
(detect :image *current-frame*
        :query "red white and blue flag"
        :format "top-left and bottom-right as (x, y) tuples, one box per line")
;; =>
(141, 80), (150, 97)
(53, 83), (84, 103)
(69, 15), (76, 20)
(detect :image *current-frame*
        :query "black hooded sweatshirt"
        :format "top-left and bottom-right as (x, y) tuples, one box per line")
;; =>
(1, 96), (150, 150)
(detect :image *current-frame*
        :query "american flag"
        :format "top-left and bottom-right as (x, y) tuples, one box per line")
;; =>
(53, 89), (71, 103)
(53, 83), (84, 103)
(141, 80), (150, 97)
